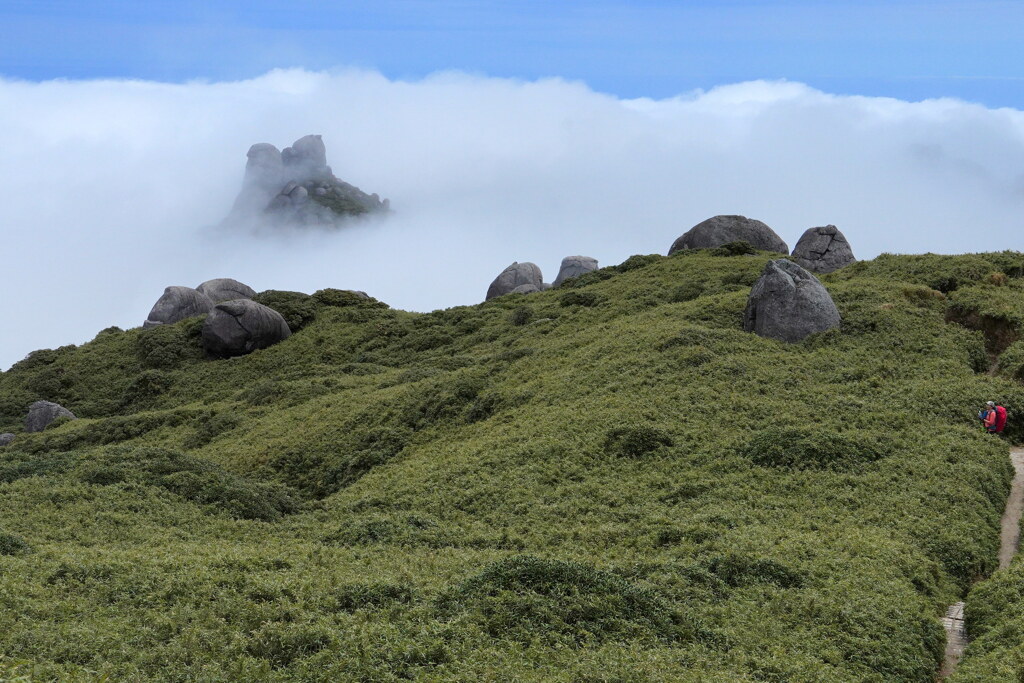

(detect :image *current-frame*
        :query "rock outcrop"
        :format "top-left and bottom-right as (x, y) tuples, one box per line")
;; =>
(196, 278), (257, 303)
(791, 225), (856, 274)
(486, 262), (544, 300)
(0, 433), (14, 447)
(553, 256), (599, 287)
(143, 287), (214, 328)
(510, 284), (541, 295)
(201, 300), (292, 358)
(743, 259), (841, 343)
(225, 134), (388, 229)
(24, 401), (76, 433)
(669, 215), (789, 255)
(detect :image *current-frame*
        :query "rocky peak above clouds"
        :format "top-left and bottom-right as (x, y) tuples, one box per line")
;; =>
(225, 134), (389, 229)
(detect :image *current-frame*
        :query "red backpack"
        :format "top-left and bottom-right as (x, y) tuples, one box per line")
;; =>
(995, 405), (1008, 433)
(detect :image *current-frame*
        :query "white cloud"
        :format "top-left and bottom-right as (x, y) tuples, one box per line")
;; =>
(2, 68), (1024, 370)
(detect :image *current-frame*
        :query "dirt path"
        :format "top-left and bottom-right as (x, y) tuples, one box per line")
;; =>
(998, 448), (1024, 569)
(939, 446), (1024, 679)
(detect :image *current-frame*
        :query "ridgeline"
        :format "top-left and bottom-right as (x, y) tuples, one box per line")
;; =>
(3, 249), (1024, 680)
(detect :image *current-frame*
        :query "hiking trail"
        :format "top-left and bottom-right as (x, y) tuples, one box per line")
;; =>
(939, 446), (1024, 679)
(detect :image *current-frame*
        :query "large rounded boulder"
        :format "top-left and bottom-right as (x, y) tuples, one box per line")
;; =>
(24, 401), (77, 433)
(143, 287), (214, 328)
(791, 225), (856, 274)
(486, 262), (544, 300)
(0, 433), (14, 447)
(669, 215), (789, 255)
(553, 256), (599, 287)
(202, 300), (292, 358)
(743, 259), (841, 343)
(196, 278), (257, 303)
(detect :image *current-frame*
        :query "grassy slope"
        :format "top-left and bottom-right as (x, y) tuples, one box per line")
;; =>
(2, 250), (1024, 681)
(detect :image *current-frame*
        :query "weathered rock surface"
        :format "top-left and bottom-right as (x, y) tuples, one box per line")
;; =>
(669, 215), (789, 255)
(202, 300), (292, 358)
(282, 134), (329, 180)
(791, 225), (856, 274)
(486, 262), (544, 300)
(24, 401), (76, 433)
(553, 256), (599, 287)
(143, 287), (214, 328)
(196, 278), (257, 303)
(0, 433), (14, 447)
(225, 134), (389, 229)
(743, 259), (841, 343)
(510, 284), (541, 295)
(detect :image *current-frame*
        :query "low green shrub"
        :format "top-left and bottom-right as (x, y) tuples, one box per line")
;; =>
(329, 582), (414, 611)
(438, 555), (693, 646)
(246, 622), (333, 668)
(710, 240), (757, 257)
(615, 254), (663, 273)
(556, 268), (615, 288)
(559, 291), (604, 308)
(324, 514), (452, 547)
(312, 288), (386, 309)
(75, 447), (301, 521)
(706, 552), (804, 589)
(0, 531), (31, 555)
(252, 290), (318, 332)
(135, 318), (205, 370)
(183, 411), (241, 448)
(743, 427), (892, 471)
(509, 306), (532, 326)
(604, 424), (674, 457)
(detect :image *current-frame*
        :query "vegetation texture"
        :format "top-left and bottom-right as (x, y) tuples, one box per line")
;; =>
(3, 250), (1024, 681)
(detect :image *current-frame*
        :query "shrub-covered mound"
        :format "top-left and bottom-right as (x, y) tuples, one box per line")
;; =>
(1, 250), (1024, 680)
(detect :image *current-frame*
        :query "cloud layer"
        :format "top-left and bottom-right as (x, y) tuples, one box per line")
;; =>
(2, 69), (1023, 369)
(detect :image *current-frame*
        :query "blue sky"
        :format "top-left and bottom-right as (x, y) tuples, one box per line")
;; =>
(3, 0), (1024, 105)
(3, 1), (1024, 368)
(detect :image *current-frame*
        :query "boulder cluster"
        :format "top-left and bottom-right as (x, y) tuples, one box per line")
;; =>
(662, 215), (852, 342)
(485, 256), (600, 301)
(482, 216), (850, 343)
(225, 135), (389, 229)
(2, 212), (856, 450)
(143, 278), (291, 358)
(665, 215), (856, 274)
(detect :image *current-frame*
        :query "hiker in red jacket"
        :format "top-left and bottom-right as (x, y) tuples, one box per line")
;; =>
(984, 401), (1008, 434)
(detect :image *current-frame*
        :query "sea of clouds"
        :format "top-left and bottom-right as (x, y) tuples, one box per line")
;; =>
(1, 68), (1023, 369)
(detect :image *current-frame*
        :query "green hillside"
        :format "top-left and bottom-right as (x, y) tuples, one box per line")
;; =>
(3, 249), (1024, 681)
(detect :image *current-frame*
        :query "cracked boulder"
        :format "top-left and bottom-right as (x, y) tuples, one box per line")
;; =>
(143, 287), (215, 328)
(0, 433), (14, 447)
(486, 262), (544, 300)
(791, 225), (856, 274)
(196, 278), (257, 303)
(669, 215), (789, 255)
(743, 259), (841, 343)
(201, 299), (292, 358)
(24, 401), (76, 433)
(553, 256), (599, 287)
